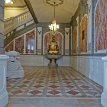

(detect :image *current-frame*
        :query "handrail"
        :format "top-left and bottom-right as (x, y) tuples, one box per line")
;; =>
(4, 11), (33, 35)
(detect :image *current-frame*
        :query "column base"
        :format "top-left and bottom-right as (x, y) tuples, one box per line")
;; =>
(0, 91), (8, 107)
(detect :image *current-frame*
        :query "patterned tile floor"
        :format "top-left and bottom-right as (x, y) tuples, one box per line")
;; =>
(7, 67), (103, 98)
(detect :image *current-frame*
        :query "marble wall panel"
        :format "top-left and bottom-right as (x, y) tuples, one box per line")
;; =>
(5, 41), (14, 52)
(26, 30), (36, 54)
(80, 15), (88, 53)
(15, 36), (24, 53)
(95, 0), (107, 51)
(72, 29), (77, 53)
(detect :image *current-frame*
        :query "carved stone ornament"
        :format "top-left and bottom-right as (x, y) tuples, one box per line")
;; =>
(45, 0), (64, 6)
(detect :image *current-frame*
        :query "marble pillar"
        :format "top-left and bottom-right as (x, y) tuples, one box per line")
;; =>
(0, 55), (9, 107)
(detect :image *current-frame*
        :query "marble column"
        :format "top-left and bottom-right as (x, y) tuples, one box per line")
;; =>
(101, 56), (107, 107)
(0, 0), (4, 54)
(0, 55), (9, 107)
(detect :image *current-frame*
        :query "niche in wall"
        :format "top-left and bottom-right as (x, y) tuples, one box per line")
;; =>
(82, 30), (85, 40)
(43, 32), (63, 55)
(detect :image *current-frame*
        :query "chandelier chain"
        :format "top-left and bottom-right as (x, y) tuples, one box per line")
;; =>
(54, 2), (55, 19)
(47, 0), (64, 33)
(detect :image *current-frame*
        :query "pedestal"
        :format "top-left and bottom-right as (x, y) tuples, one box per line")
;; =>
(48, 59), (58, 67)
(0, 55), (9, 107)
(101, 56), (107, 107)
(45, 54), (62, 67)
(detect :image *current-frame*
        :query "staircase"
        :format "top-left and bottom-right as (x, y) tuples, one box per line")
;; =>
(4, 11), (36, 47)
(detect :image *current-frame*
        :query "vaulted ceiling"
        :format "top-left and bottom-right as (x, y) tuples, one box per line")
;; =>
(5, 0), (80, 23)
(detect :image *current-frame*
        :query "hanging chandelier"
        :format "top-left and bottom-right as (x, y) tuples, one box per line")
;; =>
(5, 0), (13, 4)
(48, 1), (59, 32)
(45, 0), (64, 33)
(49, 20), (59, 32)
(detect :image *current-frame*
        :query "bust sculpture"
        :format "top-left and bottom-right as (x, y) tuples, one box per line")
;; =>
(48, 36), (59, 55)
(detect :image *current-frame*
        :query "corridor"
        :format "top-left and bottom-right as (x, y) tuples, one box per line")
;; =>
(6, 66), (103, 107)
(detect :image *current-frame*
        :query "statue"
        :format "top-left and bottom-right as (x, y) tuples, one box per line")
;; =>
(48, 36), (59, 55)
(44, 35), (62, 67)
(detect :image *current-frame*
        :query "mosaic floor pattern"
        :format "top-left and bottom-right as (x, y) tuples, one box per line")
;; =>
(7, 67), (103, 98)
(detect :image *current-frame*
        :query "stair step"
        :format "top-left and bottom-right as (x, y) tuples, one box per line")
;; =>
(6, 97), (103, 107)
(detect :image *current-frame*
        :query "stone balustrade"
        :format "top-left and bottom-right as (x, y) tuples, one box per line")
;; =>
(4, 11), (32, 35)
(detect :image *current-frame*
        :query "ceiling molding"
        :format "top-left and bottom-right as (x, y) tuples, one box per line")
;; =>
(24, 0), (38, 24)
(45, 0), (64, 6)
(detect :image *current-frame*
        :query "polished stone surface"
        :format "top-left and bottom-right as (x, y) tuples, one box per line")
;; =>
(6, 66), (103, 107)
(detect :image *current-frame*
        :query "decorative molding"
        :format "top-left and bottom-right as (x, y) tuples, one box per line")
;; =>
(63, 31), (65, 55)
(37, 27), (42, 54)
(45, 0), (64, 6)
(65, 28), (70, 55)
(70, 26), (72, 55)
